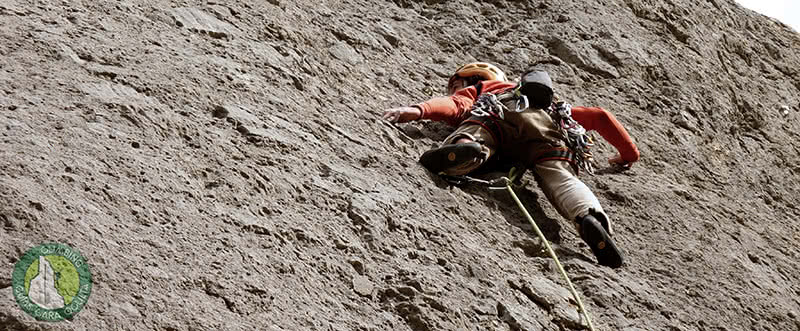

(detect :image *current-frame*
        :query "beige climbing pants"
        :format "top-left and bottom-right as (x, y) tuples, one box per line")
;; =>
(440, 121), (611, 231)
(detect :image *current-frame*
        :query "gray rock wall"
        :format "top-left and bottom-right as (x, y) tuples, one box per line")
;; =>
(1, 0), (799, 330)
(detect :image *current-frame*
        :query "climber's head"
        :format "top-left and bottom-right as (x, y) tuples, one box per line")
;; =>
(446, 62), (507, 95)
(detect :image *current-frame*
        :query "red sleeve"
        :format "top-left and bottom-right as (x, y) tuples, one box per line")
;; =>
(415, 81), (516, 127)
(571, 106), (640, 163)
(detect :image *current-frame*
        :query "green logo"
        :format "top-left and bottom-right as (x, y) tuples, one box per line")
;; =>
(12, 243), (92, 321)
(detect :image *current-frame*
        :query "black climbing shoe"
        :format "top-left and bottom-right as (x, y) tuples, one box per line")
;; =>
(577, 214), (623, 268)
(419, 142), (482, 174)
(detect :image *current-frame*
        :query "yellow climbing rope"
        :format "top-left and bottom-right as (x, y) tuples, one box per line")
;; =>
(439, 168), (598, 330)
(502, 168), (596, 331)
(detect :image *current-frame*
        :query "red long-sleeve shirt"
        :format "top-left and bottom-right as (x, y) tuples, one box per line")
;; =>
(415, 81), (640, 163)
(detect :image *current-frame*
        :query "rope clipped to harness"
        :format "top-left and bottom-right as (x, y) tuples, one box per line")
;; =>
(446, 168), (597, 331)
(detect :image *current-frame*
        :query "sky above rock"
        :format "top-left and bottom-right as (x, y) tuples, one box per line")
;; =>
(735, 0), (800, 32)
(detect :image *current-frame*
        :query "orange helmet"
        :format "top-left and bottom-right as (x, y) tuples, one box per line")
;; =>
(447, 62), (508, 95)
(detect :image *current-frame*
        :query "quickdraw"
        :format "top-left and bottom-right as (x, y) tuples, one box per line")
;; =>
(470, 93), (528, 119)
(548, 102), (596, 174)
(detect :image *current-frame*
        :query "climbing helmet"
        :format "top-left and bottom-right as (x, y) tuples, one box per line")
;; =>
(447, 62), (507, 95)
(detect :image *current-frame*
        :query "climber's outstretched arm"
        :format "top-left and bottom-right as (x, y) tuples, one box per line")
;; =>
(571, 106), (640, 167)
(382, 80), (516, 127)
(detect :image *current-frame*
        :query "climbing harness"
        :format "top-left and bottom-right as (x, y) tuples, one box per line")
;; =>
(468, 91), (596, 174)
(464, 91), (529, 146)
(547, 101), (596, 174)
(445, 169), (597, 331)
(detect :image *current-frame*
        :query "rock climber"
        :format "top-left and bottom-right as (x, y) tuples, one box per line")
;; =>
(382, 62), (640, 268)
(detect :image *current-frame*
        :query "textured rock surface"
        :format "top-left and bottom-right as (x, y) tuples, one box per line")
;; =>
(1, 0), (800, 330)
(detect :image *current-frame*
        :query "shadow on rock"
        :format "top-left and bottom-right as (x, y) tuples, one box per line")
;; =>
(417, 158), (599, 265)
(423, 169), (564, 242)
